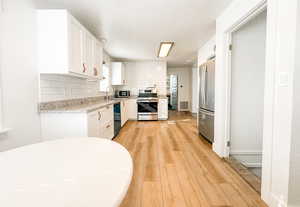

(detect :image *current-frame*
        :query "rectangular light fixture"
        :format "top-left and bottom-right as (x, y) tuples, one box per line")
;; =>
(158, 42), (174, 58)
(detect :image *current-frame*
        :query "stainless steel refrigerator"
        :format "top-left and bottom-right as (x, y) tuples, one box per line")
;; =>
(198, 59), (215, 143)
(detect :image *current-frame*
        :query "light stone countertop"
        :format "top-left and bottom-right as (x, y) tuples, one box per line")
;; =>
(39, 95), (168, 113)
(39, 100), (121, 113)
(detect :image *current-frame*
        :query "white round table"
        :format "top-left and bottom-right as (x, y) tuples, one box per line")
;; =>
(0, 138), (133, 207)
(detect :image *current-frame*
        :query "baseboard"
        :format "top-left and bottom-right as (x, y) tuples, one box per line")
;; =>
(230, 150), (262, 155)
(242, 162), (262, 168)
(191, 113), (197, 117)
(230, 150), (262, 168)
(270, 193), (287, 207)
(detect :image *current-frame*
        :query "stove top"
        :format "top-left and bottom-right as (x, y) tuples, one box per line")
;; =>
(138, 93), (158, 98)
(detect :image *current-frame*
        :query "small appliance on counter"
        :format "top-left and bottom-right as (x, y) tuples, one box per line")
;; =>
(137, 88), (158, 121)
(115, 90), (131, 98)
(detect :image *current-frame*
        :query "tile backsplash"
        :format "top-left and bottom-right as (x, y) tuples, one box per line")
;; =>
(39, 74), (104, 102)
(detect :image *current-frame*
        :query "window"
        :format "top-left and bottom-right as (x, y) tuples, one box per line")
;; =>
(99, 64), (110, 92)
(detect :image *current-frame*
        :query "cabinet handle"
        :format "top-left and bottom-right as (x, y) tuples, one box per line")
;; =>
(98, 112), (101, 120)
(83, 63), (87, 73)
(93, 67), (98, 76)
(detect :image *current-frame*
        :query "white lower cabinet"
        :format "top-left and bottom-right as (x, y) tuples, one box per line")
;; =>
(97, 106), (114, 139)
(121, 100), (128, 126)
(126, 99), (137, 120)
(87, 110), (101, 137)
(41, 105), (114, 140)
(158, 98), (168, 120)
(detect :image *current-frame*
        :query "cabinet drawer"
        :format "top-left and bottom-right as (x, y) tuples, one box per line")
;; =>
(98, 105), (113, 122)
(99, 120), (114, 140)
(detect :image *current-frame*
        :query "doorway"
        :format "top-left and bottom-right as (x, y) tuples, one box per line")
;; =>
(227, 9), (267, 193)
(168, 74), (178, 111)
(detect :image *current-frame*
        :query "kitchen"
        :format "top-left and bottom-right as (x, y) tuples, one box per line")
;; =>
(1, 0), (300, 207)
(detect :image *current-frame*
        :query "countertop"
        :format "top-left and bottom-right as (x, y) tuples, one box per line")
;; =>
(0, 138), (133, 207)
(40, 100), (121, 113)
(39, 95), (168, 113)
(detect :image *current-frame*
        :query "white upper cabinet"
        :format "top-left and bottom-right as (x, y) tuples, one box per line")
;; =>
(111, 62), (126, 85)
(83, 32), (94, 77)
(69, 17), (84, 74)
(38, 10), (103, 79)
(93, 40), (104, 78)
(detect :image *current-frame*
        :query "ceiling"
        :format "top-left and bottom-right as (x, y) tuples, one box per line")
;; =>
(34, 0), (231, 67)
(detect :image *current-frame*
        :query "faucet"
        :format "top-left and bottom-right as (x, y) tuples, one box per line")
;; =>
(106, 85), (114, 102)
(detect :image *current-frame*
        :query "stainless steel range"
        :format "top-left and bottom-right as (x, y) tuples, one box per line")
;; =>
(137, 89), (158, 121)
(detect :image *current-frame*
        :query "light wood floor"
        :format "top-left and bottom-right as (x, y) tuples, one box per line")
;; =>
(114, 112), (267, 207)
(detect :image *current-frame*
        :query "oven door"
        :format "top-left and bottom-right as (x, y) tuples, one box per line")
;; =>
(137, 101), (158, 113)
(137, 101), (158, 120)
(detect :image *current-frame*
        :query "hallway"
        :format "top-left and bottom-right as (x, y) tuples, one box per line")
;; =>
(114, 113), (267, 207)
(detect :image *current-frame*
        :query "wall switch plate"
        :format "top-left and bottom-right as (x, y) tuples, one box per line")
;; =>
(278, 72), (289, 87)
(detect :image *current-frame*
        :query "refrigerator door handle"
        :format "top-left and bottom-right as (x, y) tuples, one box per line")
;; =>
(204, 65), (208, 107)
(202, 66), (207, 106)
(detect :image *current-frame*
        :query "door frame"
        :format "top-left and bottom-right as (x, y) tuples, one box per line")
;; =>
(217, 0), (273, 203)
(224, 2), (267, 157)
(168, 74), (178, 111)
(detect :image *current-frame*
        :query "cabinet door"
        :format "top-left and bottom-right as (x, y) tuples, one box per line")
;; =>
(124, 100), (129, 122)
(93, 40), (103, 78)
(87, 111), (100, 137)
(127, 99), (137, 120)
(121, 65), (126, 85)
(112, 62), (125, 85)
(69, 18), (84, 75)
(158, 99), (168, 120)
(82, 31), (94, 77)
(99, 121), (114, 140)
(121, 101), (126, 126)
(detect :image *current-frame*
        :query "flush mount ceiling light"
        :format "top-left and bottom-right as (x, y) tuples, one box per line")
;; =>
(158, 42), (174, 58)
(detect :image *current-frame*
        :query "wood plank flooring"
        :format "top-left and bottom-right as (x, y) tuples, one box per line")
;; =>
(225, 156), (262, 194)
(114, 112), (268, 207)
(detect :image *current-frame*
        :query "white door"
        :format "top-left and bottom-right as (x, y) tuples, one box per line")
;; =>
(69, 18), (84, 75)
(87, 111), (100, 137)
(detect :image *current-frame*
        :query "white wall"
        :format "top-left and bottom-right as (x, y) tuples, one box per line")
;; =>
(39, 52), (112, 102)
(168, 67), (192, 111)
(117, 61), (167, 96)
(288, 3), (300, 206)
(40, 75), (102, 102)
(230, 11), (267, 167)
(192, 36), (216, 113)
(191, 65), (198, 113)
(0, 0), (42, 151)
(215, 0), (300, 206)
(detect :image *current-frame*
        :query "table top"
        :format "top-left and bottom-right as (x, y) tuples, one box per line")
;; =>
(0, 138), (133, 207)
